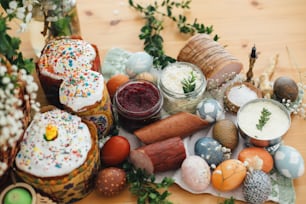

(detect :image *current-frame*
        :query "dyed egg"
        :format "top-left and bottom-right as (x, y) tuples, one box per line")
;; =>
(213, 119), (239, 151)
(194, 137), (229, 167)
(274, 145), (305, 178)
(273, 76), (299, 102)
(238, 147), (274, 173)
(212, 159), (247, 192)
(95, 167), (127, 197)
(135, 72), (156, 83)
(181, 155), (211, 192)
(196, 98), (224, 124)
(106, 74), (129, 98)
(125, 52), (153, 77)
(243, 170), (272, 204)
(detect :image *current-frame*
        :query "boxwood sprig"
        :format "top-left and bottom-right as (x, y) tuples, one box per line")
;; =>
(129, 0), (219, 69)
(123, 162), (174, 204)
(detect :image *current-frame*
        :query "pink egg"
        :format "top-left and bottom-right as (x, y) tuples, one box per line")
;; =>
(181, 155), (211, 192)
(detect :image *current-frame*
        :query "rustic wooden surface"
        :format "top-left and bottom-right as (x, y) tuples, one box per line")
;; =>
(6, 0), (306, 203)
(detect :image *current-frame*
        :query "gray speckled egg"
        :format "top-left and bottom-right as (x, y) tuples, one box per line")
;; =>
(243, 170), (272, 204)
(194, 137), (225, 167)
(274, 145), (305, 179)
(125, 52), (153, 77)
(196, 98), (224, 124)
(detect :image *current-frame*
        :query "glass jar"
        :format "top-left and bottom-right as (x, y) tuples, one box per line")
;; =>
(29, 0), (81, 57)
(113, 80), (163, 132)
(158, 62), (207, 114)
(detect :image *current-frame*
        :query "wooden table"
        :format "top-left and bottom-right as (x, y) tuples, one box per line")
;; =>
(12, 0), (306, 203)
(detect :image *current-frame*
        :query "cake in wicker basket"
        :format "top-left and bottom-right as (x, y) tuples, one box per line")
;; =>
(14, 106), (100, 203)
(36, 36), (101, 107)
(59, 69), (114, 139)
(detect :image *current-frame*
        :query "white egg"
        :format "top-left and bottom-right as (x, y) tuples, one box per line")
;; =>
(274, 145), (305, 179)
(125, 52), (153, 77)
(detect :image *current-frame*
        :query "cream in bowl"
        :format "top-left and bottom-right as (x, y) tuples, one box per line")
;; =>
(237, 98), (291, 147)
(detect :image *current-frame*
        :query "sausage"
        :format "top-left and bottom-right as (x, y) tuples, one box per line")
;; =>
(177, 34), (243, 88)
(134, 112), (209, 144)
(129, 137), (186, 174)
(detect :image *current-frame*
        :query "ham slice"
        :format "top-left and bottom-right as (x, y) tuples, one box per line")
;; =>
(177, 34), (243, 88)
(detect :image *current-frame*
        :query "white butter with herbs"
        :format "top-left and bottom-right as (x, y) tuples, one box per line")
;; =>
(158, 62), (206, 114)
(237, 100), (290, 140)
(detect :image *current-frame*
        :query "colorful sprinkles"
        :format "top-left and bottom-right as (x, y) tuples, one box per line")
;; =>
(15, 108), (92, 178)
(59, 69), (104, 112)
(38, 38), (96, 80)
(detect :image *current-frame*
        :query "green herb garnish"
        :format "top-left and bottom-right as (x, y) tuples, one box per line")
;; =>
(220, 196), (235, 204)
(0, 15), (35, 73)
(123, 162), (174, 204)
(181, 71), (196, 93)
(256, 108), (272, 131)
(129, 0), (219, 69)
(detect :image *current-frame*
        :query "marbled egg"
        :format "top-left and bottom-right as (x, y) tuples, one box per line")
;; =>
(243, 170), (272, 204)
(125, 52), (153, 77)
(194, 137), (229, 167)
(212, 159), (247, 192)
(274, 145), (305, 178)
(196, 98), (224, 124)
(181, 155), (211, 192)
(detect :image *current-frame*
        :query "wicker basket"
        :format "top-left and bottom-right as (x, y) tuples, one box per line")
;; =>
(15, 106), (100, 204)
(0, 54), (32, 188)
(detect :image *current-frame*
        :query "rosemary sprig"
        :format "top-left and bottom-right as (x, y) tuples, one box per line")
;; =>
(123, 162), (174, 204)
(181, 71), (196, 93)
(256, 108), (271, 131)
(129, 0), (219, 69)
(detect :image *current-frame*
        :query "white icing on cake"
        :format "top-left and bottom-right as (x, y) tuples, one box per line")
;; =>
(15, 109), (92, 177)
(59, 69), (104, 112)
(37, 38), (96, 80)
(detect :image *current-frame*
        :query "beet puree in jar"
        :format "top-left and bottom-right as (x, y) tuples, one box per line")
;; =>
(114, 80), (163, 132)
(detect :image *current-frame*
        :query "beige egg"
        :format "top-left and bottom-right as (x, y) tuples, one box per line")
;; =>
(135, 72), (156, 83)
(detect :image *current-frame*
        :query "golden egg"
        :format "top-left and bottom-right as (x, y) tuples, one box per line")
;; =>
(212, 159), (246, 192)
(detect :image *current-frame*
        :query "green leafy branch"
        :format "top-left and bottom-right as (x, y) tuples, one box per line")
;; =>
(123, 162), (174, 204)
(129, 0), (219, 69)
(220, 197), (235, 204)
(256, 108), (272, 131)
(0, 14), (34, 73)
(181, 70), (196, 93)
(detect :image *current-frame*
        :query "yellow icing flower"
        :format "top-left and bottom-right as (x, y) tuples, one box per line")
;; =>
(45, 124), (58, 141)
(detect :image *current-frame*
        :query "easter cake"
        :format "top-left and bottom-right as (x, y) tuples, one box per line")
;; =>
(14, 106), (100, 203)
(59, 69), (113, 138)
(36, 36), (101, 107)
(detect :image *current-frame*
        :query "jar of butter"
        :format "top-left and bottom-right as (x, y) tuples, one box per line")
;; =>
(158, 62), (207, 114)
